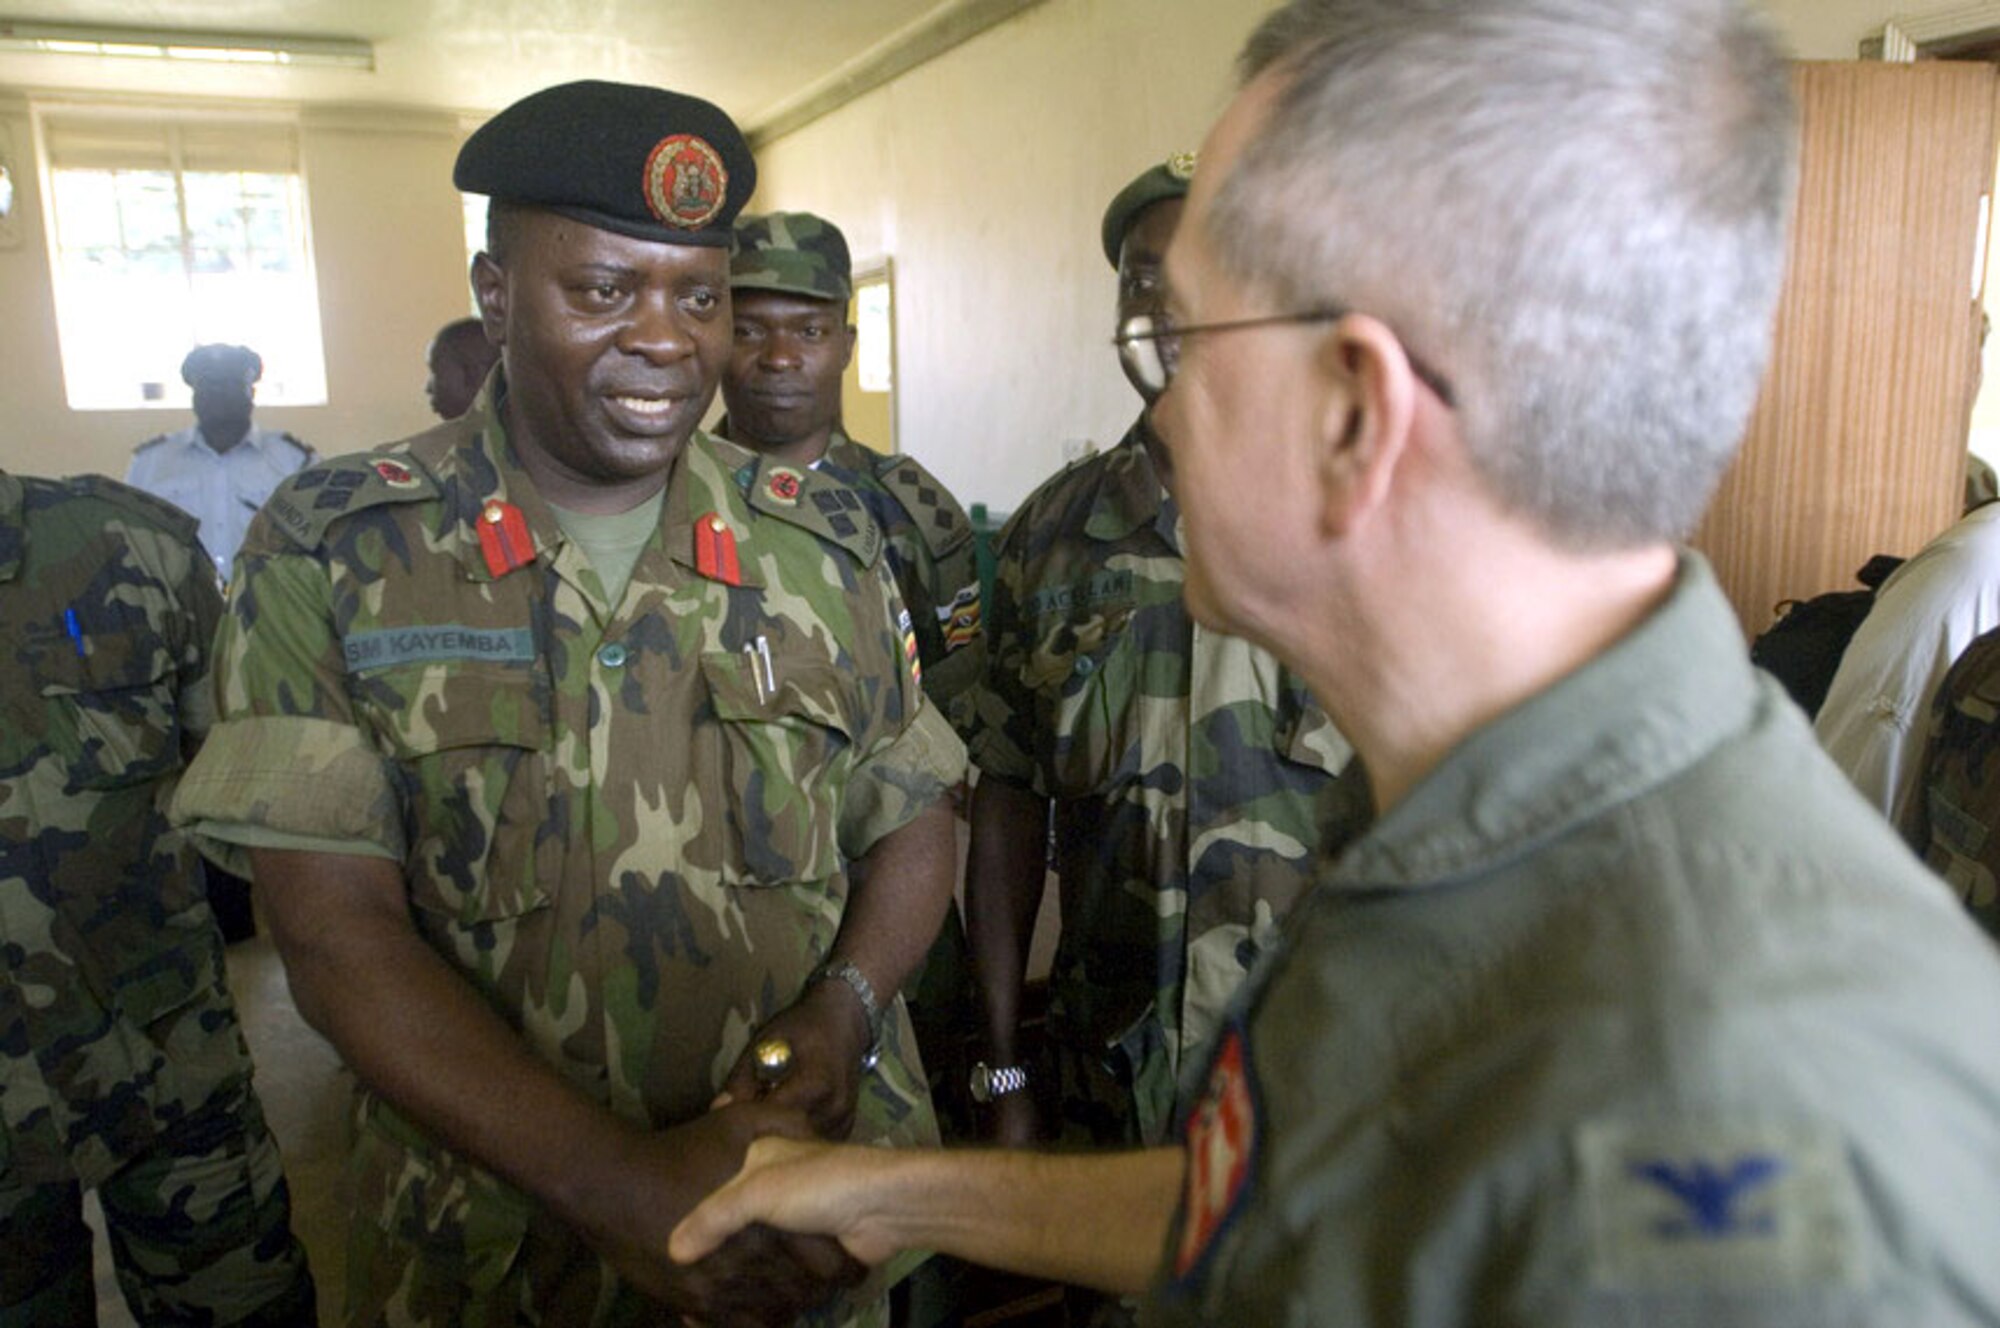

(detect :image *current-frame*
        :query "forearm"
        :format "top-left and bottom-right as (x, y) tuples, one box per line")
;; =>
(673, 1140), (1184, 1297)
(832, 797), (958, 1004)
(251, 848), (641, 1235)
(964, 775), (1051, 1061)
(878, 1146), (1181, 1293)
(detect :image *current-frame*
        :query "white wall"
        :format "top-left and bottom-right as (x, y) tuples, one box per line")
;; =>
(751, 0), (1271, 513)
(0, 95), (471, 482)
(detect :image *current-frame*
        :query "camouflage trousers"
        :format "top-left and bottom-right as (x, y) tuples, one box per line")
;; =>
(0, 1088), (316, 1327)
(1045, 1014), (1173, 1150)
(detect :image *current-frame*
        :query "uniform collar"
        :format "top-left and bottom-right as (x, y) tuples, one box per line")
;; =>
(0, 471), (24, 583)
(1084, 417), (1175, 546)
(1331, 553), (1759, 890)
(712, 413), (848, 477)
(432, 389), (571, 585)
(192, 424), (268, 456)
(816, 426), (872, 479)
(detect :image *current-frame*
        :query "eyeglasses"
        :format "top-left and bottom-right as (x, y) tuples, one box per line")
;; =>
(1113, 309), (1456, 407)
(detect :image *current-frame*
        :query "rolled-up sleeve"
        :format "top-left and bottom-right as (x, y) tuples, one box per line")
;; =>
(170, 542), (406, 865)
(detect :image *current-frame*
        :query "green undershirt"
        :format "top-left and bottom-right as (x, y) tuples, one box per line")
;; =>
(546, 487), (665, 609)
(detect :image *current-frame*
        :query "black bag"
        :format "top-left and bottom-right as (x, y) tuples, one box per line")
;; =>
(1749, 553), (1905, 717)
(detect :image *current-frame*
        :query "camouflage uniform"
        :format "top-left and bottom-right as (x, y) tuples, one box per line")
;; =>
(964, 424), (1371, 1146)
(172, 394), (963, 1325)
(1904, 623), (2000, 936)
(0, 471), (315, 1325)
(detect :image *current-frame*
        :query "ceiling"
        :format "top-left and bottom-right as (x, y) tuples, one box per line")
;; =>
(0, 1), (986, 134)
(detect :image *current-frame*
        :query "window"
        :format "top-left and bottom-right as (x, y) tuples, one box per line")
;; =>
(461, 191), (486, 313)
(37, 109), (328, 409)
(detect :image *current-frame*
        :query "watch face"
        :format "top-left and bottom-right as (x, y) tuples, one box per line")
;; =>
(969, 1064), (993, 1103)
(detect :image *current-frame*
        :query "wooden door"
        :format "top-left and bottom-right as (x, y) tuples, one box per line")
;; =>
(1695, 61), (1999, 634)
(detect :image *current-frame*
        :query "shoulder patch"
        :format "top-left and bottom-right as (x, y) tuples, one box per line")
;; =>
(877, 455), (972, 557)
(1172, 1022), (1261, 1288)
(263, 452), (439, 550)
(56, 474), (202, 543)
(745, 461), (883, 567)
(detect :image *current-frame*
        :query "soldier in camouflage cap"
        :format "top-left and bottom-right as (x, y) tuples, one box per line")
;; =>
(724, 212), (987, 1157)
(722, 211), (985, 722)
(729, 209), (987, 1320)
(173, 80), (964, 1327)
(1, 469), (316, 1324)
(960, 155), (1370, 1185)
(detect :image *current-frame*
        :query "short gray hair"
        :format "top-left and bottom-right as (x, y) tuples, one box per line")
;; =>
(1214, 0), (1797, 549)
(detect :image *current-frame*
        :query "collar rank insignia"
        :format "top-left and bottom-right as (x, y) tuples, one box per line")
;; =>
(374, 459), (419, 489)
(476, 499), (534, 579)
(695, 512), (742, 586)
(1168, 150), (1198, 181)
(1174, 1023), (1258, 1283)
(765, 467), (804, 506)
(644, 133), (728, 230)
(898, 606), (921, 687)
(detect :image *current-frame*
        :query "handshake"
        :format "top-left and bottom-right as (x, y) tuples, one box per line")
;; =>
(581, 980), (891, 1326)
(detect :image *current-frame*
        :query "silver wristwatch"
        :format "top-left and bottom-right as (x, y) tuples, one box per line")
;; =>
(810, 961), (884, 1071)
(969, 1061), (1029, 1103)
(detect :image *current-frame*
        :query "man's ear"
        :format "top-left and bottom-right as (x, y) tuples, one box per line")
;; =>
(471, 253), (509, 346)
(1312, 314), (1419, 537)
(840, 323), (858, 372)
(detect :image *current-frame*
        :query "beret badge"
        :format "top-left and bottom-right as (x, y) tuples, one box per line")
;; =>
(644, 134), (729, 230)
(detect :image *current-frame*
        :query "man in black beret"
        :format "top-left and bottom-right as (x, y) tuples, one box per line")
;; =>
(173, 79), (964, 1326)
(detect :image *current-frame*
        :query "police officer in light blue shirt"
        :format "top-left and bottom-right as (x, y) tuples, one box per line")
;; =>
(125, 344), (315, 583)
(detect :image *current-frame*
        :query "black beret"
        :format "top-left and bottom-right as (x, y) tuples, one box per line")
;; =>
(454, 80), (756, 248)
(1101, 152), (1197, 269)
(180, 343), (262, 386)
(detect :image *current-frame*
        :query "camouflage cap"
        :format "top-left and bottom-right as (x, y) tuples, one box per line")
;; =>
(454, 80), (756, 248)
(731, 211), (853, 303)
(181, 343), (262, 387)
(1100, 152), (1197, 269)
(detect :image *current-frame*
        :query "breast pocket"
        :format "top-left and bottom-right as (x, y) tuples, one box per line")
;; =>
(360, 664), (555, 923)
(701, 649), (853, 887)
(1025, 604), (1135, 796)
(39, 640), (184, 792)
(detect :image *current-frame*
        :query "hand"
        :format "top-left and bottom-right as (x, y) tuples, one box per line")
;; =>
(669, 1137), (909, 1269)
(715, 979), (871, 1140)
(575, 1102), (865, 1324)
(987, 1088), (1043, 1149)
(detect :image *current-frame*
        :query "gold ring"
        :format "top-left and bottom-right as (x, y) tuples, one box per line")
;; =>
(753, 1036), (794, 1084)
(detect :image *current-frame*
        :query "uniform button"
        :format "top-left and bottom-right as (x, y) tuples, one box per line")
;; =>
(597, 643), (627, 669)
(1074, 655), (1096, 677)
